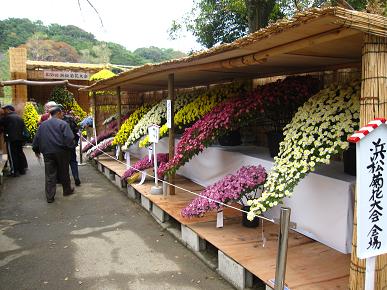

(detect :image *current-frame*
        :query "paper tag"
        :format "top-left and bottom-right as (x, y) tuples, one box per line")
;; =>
(166, 100), (172, 129)
(124, 152), (131, 169)
(148, 146), (152, 161)
(216, 210), (224, 228)
(137, 171), (147, 185)
(115, 145), (120, 159)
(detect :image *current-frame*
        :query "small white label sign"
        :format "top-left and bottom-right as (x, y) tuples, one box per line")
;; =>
(148, 125), (160, 143)
(43, 70), (89, 80)
(166, 100), (172, 129)
(216, 210), (223, 228)
(357, 124), (387, 259)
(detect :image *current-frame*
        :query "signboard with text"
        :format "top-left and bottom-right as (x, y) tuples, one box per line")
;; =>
(43, 70), (90, 80)
(357, 124), (387, 259)
(148, 125), (160, 144)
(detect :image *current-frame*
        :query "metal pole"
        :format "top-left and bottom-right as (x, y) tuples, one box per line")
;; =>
(274, 207), (291, 290)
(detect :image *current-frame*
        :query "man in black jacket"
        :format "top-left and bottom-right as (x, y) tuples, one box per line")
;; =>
(0, 105), (27, 177)
(63, 113), (81, 186)
(32, 105), (75, 203)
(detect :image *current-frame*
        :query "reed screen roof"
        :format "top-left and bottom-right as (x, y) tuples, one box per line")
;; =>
(84, 7), (387, 92)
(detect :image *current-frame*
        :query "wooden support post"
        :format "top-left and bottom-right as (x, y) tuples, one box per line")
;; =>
(116, 86), (123, 161)
(349, 33), (387, 290)
(92, 92), (98, 142)
(9, 47), (27, 106)
(168, 73), (175, 195)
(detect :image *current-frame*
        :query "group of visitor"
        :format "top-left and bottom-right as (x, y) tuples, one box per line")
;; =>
(0, 101), (83, 203)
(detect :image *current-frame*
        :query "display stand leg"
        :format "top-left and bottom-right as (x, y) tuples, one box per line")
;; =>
(150, 142), (162, 195)
(274, 207), (291, 290)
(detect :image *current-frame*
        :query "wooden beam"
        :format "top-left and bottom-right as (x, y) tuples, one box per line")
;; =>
(92, 92), (98, 141)
(167, 73), (175, 196)
(116, 86), (123, 161)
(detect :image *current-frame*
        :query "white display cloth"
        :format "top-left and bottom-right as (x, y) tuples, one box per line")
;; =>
(129, 138), (355, 253)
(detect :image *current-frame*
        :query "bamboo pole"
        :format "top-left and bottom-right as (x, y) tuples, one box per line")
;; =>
(168, 73), (175, 195)
(0, 79), (87, 88)
(350, 33), (387, 290)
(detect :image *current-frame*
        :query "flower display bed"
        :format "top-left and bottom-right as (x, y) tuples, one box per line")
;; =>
(90, 154), (350, 289)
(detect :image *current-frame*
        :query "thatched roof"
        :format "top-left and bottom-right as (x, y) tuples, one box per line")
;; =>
(84, 7), (387, 92)
(26, 60), (110, 72)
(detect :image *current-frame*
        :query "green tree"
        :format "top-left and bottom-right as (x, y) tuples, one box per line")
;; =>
(80, 43), (112, 64)
(169, 0), (248, 48)
(107, 42), (147, 66)
(169, 0), (384, 49)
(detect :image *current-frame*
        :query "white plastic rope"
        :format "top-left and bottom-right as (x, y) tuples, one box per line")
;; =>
(81, 136), (274, 223)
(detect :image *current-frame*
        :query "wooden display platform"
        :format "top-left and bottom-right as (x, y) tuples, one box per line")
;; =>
(191, 218), (350, 290)
(133, 175), (241, 225)
(93, 156), (350, 289)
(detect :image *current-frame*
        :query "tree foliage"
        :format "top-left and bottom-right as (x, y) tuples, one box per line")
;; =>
(0, 18), (187, 66)
(170, 0), (384, 49)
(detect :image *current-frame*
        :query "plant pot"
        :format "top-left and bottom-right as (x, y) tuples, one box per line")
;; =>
(242, 206), (260, 228)
(218, 130), (242, 146)
(266, 131), (284, 158)
(343, 143), (356, 176)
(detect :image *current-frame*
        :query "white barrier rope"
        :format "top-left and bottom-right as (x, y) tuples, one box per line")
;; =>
(81, 136), (274, 223)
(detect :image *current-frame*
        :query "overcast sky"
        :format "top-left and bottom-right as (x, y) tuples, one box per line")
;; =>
(0, 0), (202, 53)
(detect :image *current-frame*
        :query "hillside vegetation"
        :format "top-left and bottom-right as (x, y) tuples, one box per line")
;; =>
(0, 18), (186, 97)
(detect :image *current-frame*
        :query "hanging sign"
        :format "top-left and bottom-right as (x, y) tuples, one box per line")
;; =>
(43, 70), (90, 80)
(349, 120), (387, 259)
(148, 125), (160, 144)
(166, 100), (172, 129)
(124, 152), (131, 169)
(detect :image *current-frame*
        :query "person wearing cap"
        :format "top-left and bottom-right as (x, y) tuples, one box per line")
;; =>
(62, 112), (81, 186)
(32, 105), (75, 203)
(0, 104), (28, 177)
(38, 101), (57, 125)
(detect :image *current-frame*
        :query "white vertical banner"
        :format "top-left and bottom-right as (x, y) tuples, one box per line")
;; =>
(166, 100), (172, 129)
(357, 124), (387, 259)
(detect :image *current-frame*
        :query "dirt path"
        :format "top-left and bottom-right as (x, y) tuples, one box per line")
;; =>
(0, 148), (233, 290)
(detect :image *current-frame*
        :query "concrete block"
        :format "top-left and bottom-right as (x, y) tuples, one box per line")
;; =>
(181, 225), (206, 252)
(114, 174), (125, 188)
(141, 195), (152, 211)
(127, 185), (136, 199)
(218, 251), (253, 290)
(152, 203), (169, 223)
(98, 163), (104, 173)
(104, 169), (115, 181)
